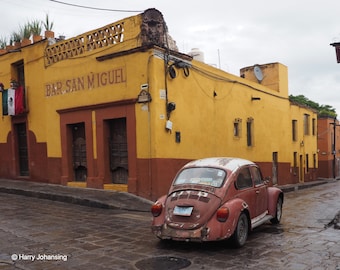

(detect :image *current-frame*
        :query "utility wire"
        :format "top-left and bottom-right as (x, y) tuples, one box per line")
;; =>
(50, 0), (143, 12)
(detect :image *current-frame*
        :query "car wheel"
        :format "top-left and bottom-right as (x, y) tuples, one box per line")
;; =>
(270, 196), (283, 224)
(232, 212), (249, 248)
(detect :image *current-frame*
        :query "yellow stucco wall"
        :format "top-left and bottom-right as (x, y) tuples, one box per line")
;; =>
(0, 41), (48, 143)
(142, 56), (318, 167)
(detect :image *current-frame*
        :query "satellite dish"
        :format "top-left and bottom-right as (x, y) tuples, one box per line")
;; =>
(253, 65), (263, 83)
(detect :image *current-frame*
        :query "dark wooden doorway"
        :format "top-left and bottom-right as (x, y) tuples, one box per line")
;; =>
(109, 118), (128, 184)
(272, 152), (278, 185)
(71, 123), (87, 182)
(15, 123), (29, 176)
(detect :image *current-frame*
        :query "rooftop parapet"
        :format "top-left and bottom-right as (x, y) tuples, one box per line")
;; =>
(44, 8), (177, 67)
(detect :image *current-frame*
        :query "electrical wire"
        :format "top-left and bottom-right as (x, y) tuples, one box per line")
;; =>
(49, 0), (143, 13)
(190, 65), (289, 100)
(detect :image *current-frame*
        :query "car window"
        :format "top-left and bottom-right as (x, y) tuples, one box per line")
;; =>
(250, 166), (264, 186)
(173, 167), (226, 188)
(235, 167), (253, 190)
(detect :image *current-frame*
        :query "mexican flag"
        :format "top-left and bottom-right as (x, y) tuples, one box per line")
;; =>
(2, 86), (25, 116)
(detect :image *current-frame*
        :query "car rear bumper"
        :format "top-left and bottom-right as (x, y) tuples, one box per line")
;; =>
(151, 224), (212, 242)
(151, 225), (232, 242)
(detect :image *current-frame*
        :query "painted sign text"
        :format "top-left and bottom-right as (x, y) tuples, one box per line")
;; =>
(45, 67), (126, 97)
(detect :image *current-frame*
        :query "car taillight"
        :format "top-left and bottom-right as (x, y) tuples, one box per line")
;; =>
(216, 207), (229, 222)
(151, 202), (163, 217)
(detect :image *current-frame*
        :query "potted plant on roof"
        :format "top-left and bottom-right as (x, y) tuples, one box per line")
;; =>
(0, 37), (6, 54)
(20, 23), (32, 46)
(6, 38), (14, 51)
(12, 31), (22, 49)
(43, 14), (54, 38)
(30, 19), (42, 42)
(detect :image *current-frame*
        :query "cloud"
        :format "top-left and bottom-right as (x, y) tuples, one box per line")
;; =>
(1, 0), (340, 114)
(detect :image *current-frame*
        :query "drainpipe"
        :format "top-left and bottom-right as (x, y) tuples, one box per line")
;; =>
(330, 117), (339, 178)
(333, 117), (336, 178)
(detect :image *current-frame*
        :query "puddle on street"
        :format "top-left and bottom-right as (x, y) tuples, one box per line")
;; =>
(252, 223), (285, 235)
(135, 256), (191, 270)
(258, 225), (284, 234)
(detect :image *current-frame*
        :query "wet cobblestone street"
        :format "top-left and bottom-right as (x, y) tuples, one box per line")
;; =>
(0, 181), (339, 270)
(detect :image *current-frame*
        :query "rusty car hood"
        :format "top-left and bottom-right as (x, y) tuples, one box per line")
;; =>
(164, 189), (221, 230)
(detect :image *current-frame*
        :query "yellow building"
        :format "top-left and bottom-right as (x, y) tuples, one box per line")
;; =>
(0, 9), (317, 200)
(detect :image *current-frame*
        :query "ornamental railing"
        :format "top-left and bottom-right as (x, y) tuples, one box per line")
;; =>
(44, 16), (141, 67)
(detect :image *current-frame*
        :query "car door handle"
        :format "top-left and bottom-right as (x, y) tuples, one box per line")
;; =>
(255, 190), (260, 194)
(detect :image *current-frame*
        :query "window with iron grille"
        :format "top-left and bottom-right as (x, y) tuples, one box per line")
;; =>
(292, 120), (298, 141)
(304, 114), (310, 135)
(233, 118), (242, 138)
(246, 117), (254, 147)
(312, 118), (316, 136)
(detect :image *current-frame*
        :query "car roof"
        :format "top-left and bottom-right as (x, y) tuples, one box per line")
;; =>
(183, 157), (255, 172)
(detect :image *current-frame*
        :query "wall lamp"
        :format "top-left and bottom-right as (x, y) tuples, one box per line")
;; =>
(167, 102), (176, 113)
(137, 84), (152, 103)
(330, 42), (340, 63)
(165, 102), (176, 132)
(166, 101), (176, 120)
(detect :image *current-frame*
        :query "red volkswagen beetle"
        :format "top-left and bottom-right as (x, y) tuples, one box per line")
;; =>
(151, 157), (283, 247)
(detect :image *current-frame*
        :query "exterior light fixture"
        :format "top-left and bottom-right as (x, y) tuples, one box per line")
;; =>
(330, 42), (340, 63)
(166, 102), (176, 126)
(137, 84), (152, 103)
(167, 102), (176, 113)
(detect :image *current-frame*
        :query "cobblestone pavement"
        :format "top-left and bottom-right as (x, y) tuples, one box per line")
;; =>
(0, 181), (339, 270)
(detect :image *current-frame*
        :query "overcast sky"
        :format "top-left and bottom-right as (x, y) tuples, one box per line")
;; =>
(2, 0), (340, 115)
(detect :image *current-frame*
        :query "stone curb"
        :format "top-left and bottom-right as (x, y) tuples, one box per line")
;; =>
(278, 180), (332, 193)
(0, 180), (153, 212)
(0, 187), (115, 209)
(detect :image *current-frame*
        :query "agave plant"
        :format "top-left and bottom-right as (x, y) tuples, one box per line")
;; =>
(43, 13), (54, 31)
(0, 37), (7, 49)
(20, 23), (31, 39)
(11, 31), (22, 43)
(30, 19), (42, 36)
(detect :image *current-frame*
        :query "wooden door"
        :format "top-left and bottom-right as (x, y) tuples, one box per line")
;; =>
(16, 123), (29, 176)
(109, 118), (128, 184)
(72, 123), (87, 182)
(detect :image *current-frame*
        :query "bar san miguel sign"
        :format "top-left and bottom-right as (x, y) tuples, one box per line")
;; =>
(45, 67), (126, 97)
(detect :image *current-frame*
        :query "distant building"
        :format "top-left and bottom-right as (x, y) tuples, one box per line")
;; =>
(317, 116), (340, 178)
(0, 9), (318, 200)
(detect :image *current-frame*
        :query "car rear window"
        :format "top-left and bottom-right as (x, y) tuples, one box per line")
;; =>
(173, 167), (226, 188)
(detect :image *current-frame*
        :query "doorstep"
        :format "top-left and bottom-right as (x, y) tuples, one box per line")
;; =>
(67, 182), (87, 188)
(104, 184), (128, 192)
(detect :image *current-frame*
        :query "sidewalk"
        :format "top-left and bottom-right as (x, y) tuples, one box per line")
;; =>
(0, 178), (336, 212)
(276, 178), (337, 192)
(0, 178), (153, 212)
